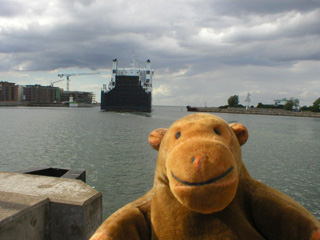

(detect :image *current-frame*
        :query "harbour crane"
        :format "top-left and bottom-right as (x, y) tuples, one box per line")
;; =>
(57, 72), (100, 91)
(50, 79), (64, 87)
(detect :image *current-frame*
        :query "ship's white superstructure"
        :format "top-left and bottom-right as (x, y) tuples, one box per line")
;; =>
(103, 57), (154, 93)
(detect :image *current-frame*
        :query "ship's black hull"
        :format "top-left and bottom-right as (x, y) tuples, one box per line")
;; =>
(101, 75), (152, 112)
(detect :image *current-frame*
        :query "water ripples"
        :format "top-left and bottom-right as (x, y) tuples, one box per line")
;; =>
(0, 107), (319, 220)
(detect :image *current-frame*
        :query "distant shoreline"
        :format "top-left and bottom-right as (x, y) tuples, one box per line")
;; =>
(186, 106), (320, 118)
(0, 102), (99, 107)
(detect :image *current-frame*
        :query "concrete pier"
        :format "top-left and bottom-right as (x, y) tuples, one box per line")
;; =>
(188, 107), (320, 118)
(0, 171), (102, 240)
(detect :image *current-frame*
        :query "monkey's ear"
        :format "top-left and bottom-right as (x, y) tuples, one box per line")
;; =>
(148, 128), (167, 151)
(229, 123), (248, 146)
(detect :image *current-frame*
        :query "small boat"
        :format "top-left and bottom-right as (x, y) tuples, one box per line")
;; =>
(186, 106), (199, 111)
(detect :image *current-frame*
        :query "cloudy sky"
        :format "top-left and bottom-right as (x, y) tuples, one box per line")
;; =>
(1, 0), (320, 106)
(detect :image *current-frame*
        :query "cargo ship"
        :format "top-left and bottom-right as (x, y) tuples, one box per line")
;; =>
(101, 57), (154, 112)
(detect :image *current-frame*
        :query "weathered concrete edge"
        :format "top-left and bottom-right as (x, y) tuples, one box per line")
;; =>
(47, 191), (102, 207)
(0, 171), (103, 240)
(0, 171), (100, 205)
(0, 191), (49, 226)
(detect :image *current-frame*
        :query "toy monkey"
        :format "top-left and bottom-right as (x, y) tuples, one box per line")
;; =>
(91, 113), (320, 240)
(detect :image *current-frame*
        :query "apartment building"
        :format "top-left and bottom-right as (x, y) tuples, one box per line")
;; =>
(0, 82), (19, 102)
(24, 85), (61, 103)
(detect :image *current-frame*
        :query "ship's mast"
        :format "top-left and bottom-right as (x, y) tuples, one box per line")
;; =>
(107, 58), (118, 90)
(112, 59), (118, 81)
(131, 50), (136, 70)
(146, 59), (151, 84)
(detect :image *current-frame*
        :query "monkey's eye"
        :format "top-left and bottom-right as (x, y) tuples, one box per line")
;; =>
(175, 131), (181, 139)
(214, 128), (221, 136)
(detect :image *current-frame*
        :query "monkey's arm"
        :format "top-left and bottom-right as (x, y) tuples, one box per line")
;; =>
(90, 191), (152, 240)
(250, 183), (320, 240)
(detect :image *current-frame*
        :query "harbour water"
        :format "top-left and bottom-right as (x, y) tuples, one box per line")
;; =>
(0, 106), (319, 220)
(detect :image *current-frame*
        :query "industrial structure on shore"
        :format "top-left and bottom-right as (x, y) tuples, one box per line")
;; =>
(0, 81), (95, 106)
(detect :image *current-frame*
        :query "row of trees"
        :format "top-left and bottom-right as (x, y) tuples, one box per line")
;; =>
(301, 98), (320, 112)
(223, 95), (320, 112)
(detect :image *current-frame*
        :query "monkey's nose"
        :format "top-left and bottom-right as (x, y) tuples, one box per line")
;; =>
(191, 154), (209, 166)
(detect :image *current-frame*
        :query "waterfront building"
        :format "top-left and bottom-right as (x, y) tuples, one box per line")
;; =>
(17, 85), (25, 102)
(274, 98), (289, 106)
(60, 91), (95, 104)
(0, 81), (19, 102)
(24, 85), (62, 103)
(274, 98), (299, 106)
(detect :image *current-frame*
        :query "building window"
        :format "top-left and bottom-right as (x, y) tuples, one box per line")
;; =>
(11, 87), (15, 100)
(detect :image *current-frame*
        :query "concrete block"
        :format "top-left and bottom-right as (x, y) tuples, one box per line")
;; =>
(49, 193), (102, 240)
(0, 171), (102, 240)
(0, 192), (49, 240)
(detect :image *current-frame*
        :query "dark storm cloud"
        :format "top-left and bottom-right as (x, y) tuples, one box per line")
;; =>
(1, 0), (320, 105)
(2, 0), (318, 71)
(0, 0), (23, 16)
(209, 0), (320, 15)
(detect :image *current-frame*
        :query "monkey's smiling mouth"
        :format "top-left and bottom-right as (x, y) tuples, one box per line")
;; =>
(171, 166), (234, 186)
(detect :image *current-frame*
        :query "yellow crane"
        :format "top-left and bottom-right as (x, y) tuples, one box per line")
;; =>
(57, 72), (100, 91)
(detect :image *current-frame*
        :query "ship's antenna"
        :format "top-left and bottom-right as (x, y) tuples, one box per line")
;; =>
(132, 49), (136, 69)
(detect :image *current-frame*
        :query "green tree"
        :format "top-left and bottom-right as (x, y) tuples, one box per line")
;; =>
(311, 98), (320, 112)
(228, 95), (239, 107)
(257, 102), (263, 108)
(284, 100), (294, 110)
(300, 105), (311, 111)
(292, 98), (299, 108)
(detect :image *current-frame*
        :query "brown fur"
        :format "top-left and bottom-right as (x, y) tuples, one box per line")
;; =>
(90, 113), (320, 240)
